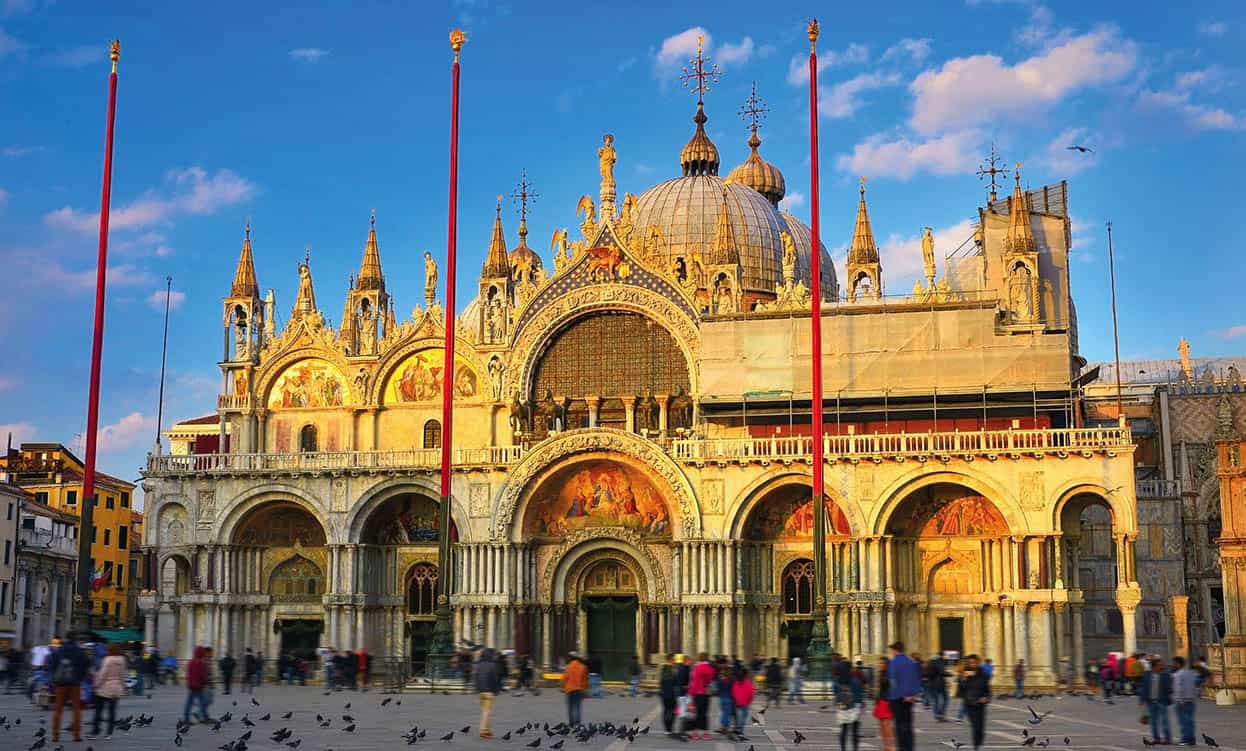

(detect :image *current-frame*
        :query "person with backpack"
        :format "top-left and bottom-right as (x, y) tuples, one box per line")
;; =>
(184, 646), (214, 724)
(50, 634), (91, 743)
(88, 643), (127, 739)
(835, 660), (865, 751)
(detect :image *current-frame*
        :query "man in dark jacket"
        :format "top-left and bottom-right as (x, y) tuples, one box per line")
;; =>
(242, 649), (259, 694)
(219, 652), (236, 695)
(474, 649), (502, 738)
(50, 635), (90, 743)
(887, 642), (923, 751)
(926, 655), (948, 721)
(1138, 658), (1173, 746)
(956, 655), (991, 751)
(658, 653), (680, 737)
(763, 658), (783, 708)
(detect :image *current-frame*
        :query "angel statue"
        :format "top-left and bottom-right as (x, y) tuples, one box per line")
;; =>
(550, 228), (570, 269)
(576, 194), (596, 237)
(621, 193), (638, 224)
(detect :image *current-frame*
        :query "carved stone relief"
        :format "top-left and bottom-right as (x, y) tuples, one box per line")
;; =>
(470, 482), (490, 518)
(701, 478), (724, 515)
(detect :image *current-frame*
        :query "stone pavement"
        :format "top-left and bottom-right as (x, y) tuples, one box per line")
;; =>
(1, 686), (1245, 751)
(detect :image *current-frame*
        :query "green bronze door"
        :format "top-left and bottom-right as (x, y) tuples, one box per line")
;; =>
(584, 595), (638, 680)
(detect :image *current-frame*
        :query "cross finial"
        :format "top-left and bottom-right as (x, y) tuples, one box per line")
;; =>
(495, 195), (503, 216)
(739, 81), (768, 133)
(976, 143), (1010, 203)
(370, 208), (376, 227)
(860, 176), (867, 196)
(511, 169), (538, 224)
(303, 245), (311, 266)
(244, 217), (251, 238)
(680, 34), (720, 105)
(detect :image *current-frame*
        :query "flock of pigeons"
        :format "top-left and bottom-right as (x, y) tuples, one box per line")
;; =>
(0, 690), (1228, 751)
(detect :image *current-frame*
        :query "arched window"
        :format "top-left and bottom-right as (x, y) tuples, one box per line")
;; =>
(423, 419), (442, 449)
(782, 559), (815, 615)
(270, 556), (323, 601)
(407, 563), (438, 615)
(299, 424), (318, 453)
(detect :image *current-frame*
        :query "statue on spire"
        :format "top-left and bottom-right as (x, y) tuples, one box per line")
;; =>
(598, 134), (617, 221)
(424, 251), (438, 308)
(922, 226), (936, 288)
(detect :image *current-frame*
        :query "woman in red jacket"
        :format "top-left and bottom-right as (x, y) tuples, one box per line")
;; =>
(687, 653), (715, 740)
(183, 647), (213, 724)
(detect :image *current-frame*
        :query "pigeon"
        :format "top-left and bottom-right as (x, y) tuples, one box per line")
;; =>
(792, 730), (805, 745)
(502, 731), (513, 741)
(251, 698), (260, 707)
(1021, 737), (1036, 747)
(258, 714), (270, 722)
(461, 727), (471, 734)
(1202, 735), (1218, 748)
(1026, 706), (1050, 725)
(950, 741), (965, 749)
(173, 736), (183, 748)
(28, 740), (46, 751)
(382, 698), (392, 707)
(552, 741), (565, 750)
(35, 729), (47, 738)
(1066, 145), (1093, 154)
(281, 712), (293, 720)
(1063, 738), (1070, 745)
(1143, 739), (1156, 747)
(343, 716), (356, 723)
(342, 725), (356, 733)
(344, 704), (351, 710)
(526, 739), (541, 748)
(286, 741), (301, 749)
(242, 717), (255, 728)
(239, 731), (252, 741)
(440, 732), (454, 742)
(1038, 740), (1050, 748)
(747, 746), (755, 751)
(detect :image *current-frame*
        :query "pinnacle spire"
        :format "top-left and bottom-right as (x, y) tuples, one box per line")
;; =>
(848, 178), (879, 264)
(356, 210), (385, 291)
(482, 196), (510, 278)
(291, 249), (318, 322)
(1005, 163), (1036, 256)
(230, 222), (259, 298)
(710, 189), (739, 265)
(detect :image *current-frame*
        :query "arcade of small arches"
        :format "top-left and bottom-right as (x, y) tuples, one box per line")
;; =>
(145, 464), (1138, 684)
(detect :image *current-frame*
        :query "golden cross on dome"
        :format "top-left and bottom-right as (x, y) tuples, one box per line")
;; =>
(739, 80), (768, 132)
(976, 143), (1009, 202)
(679, 34), (719, 104)
(511, 169), (538, 224)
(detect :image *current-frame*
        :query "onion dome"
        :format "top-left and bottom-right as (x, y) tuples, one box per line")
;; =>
(680, 102), (720, 177)
(726, 128), (785, 206)
(509, 214), (543, 276)
(230, 223), (258, 298)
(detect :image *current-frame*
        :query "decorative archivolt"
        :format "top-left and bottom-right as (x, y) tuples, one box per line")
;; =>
(368, 334), (489, 407)
(254, 348), (357, 409)
(507, 284), (701, 400)
(493, 428), (702, 540)
(540, 528), (668, 603)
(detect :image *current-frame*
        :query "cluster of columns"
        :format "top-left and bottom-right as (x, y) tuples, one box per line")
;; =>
(12, 564), (75, 649)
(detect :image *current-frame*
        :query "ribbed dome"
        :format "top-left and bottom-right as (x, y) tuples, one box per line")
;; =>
(726, 131), (785, 206)
(780, 212), (838, 299)
(632, 174), (833, 295)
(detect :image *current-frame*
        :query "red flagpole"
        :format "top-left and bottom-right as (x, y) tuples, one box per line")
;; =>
(807, 19), (831, 666)
(77, 39), (120, 627)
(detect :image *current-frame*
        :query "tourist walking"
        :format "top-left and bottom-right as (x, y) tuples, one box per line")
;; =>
(787, 657), (806, 704)
(183, 646), (214, 724)
(1172, 656), (1198, 746)
(926, 654), (948, 721)
(658, 653), (679, 737)
(835, 661), (864, 751)
(1138, 657), (1173, 745)
(474, 648), (501, 738)
(1013, 659), (1025, 698)
(88, 644), (127, 739)
(50, 634), (90, 743)
(732, 664), (754, 738)
(956, 654), (991, 751)
(242, 649), (259, 693)
(763, 657), (783, 708)
(874, 657), (895, 751)
(562, 651), (588, 726)
(887, 642), (923, 751)
(688, 652), (715, 739)
(358, 647), (370, 690)
(219, 652), (236, 695)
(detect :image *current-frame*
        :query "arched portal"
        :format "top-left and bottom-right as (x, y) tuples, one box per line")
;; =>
(404, 562), (439, 673)
(1058, 491), (1127, 661)
(884, 483), (1011, 658)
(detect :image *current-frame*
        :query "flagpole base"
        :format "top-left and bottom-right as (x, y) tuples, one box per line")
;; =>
(806, 606), (833, 681)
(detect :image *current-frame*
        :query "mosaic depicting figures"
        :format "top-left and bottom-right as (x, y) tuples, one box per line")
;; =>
(268, 359), (348, 409)
(746, 495), (851, 541)
(233, 504), (326, 547)
(916, 494), (1008, 537)
(385, 350), (478, 404)
(523, 461), (671, 538)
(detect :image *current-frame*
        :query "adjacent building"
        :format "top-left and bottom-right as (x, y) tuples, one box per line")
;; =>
(0, 443), (138, 628)
(12, 493), (79, 648)
(0, 474), (24, 649)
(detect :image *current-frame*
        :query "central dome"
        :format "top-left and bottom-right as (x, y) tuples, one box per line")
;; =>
(632, 174), (836, 298)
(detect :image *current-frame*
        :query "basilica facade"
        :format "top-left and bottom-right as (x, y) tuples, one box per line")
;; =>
(140, 86), (1139, 685)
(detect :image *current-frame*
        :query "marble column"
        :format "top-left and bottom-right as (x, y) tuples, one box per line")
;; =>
(696, 607), (708, 654)
(542, 607), (553, 668)
(1071, 606), (1086, 684)
(1015, 604), (1030, 668)
(658, 608), (668, 657)
(184, 606), (196, 659)
(1001, 605), (1014, 668)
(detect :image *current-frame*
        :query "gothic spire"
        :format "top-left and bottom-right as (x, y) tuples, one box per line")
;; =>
(356, 210), (385, 291)
(848, 178), (879, 265)
(482, 196), (510, 278)
(1005, 163), (1037, 256)
(230, 222), (259, 298)
(709, 189), (739, 265)
(291, 248), (318, 322)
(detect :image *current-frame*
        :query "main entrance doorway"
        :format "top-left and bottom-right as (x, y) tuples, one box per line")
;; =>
(580, 559), (639, 680)
(785, 620), (813, 660)
(585, 595), (637, 680)
(937, 617), (965, 657)
(278, 618), (322, 661)
(408, 621), (435, 673)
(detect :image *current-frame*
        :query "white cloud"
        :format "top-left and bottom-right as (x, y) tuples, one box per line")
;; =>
(716, 37), (754, 66)
(0, 421), (36, 447)
(289, 48), (329, 63)
(836, 130), (983, 180)
(1219, 324), (1246, 339)
(27, 259), (156, 291)
(786, 43), (869, 85)
(909, 27), (1137, 134)
(46, 45), (105, 67)
(3, 145), (39, 157)
(1138, 88), (1243, 131)
(44, 166), (256, 233)
(0, 25), (25, 57)
(1037, 127), (1100, 175)
(655, 27), (708, 70)
(820, 72), (901, 119)
(97, 411), (155, 452)
(881, 38), (931, 65)
(778, 191), (806, 213)
(146, 288), (185, 310)
(877, 219), (978, 289)
(1197, 20), (1227, 38)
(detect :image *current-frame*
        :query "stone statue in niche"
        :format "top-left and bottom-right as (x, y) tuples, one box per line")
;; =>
(488, 357), (504, 401)
(1008, 263), (1034, 322)
(669, 387), (693, 431)
(635, 393), (660, 433)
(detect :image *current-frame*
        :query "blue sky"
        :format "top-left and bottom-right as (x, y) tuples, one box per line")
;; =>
(1, 0), (1243, 498)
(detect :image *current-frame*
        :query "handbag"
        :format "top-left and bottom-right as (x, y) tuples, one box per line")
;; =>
(837, 705), (861, 725)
